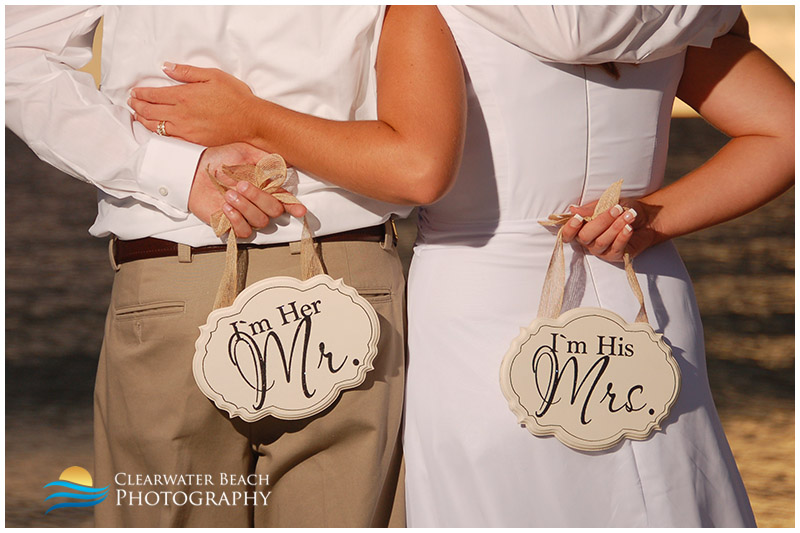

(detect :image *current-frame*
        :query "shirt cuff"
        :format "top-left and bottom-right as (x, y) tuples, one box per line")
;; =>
(139, 135), (206, 213)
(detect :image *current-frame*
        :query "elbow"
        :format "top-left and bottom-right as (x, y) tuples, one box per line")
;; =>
(409, 177), (453, 206)
(395, 138), (464, 205)
(401, 158), (458, 205)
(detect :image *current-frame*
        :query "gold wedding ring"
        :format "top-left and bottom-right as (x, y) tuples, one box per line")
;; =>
(156, 121), (168, 136)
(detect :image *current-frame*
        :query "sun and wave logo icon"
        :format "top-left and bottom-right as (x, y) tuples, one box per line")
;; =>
(44, 466), (109, 514)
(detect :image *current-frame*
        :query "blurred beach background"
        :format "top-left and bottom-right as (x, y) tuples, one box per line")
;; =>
(5, 6), (794, 527)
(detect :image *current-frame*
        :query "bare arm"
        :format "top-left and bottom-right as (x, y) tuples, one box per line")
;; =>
(642, 33), (794, 242)
(130, 6), (466, 206)
(564, 32), (794, 260)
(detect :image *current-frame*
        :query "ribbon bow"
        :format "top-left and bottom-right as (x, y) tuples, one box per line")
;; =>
(538, 180), (648, 323)
(207, 154), (324, 310)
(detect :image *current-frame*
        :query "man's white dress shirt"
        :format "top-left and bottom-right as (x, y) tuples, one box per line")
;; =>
(6, 6), (411, 246)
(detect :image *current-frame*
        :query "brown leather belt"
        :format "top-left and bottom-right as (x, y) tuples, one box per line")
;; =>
(113, 224), (392, 266)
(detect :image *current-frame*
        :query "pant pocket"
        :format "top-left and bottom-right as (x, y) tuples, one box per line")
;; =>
(356, 288), (393, 304)
(114, 300), (186, 320)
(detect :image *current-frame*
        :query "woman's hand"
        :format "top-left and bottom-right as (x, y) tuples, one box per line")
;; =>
(129, 63), (259, 147)
(561, 199), (662, 262)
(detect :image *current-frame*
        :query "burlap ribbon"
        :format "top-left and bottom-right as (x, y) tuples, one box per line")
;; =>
(538, 180), (648, 323)
(208, 154), (324, 310)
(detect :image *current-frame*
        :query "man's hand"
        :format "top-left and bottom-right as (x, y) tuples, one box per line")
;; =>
(190, 143), (306, 239)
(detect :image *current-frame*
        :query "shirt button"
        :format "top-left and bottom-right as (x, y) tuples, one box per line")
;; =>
(158, 187), (169, 197)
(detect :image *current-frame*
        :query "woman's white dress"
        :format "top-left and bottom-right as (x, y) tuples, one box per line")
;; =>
(404, 7), (755, 527)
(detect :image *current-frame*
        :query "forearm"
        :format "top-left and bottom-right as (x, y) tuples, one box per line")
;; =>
(242, 99), (461, 205)
(641, 134), (793, 244)
(249, 6), (464, 206)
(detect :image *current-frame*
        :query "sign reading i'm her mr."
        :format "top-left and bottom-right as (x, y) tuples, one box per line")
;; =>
(194, 275), (380, 422)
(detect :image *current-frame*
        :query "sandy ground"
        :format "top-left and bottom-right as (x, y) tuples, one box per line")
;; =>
(5, 118), (794, 527)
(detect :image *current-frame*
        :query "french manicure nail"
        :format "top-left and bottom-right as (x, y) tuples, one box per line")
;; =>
(623, 208), (638, 222)
(163, 62), (176, 72)
(610, 204), (623, 217)
(624, 224), (633, 233)
(568, 214), (584, 227)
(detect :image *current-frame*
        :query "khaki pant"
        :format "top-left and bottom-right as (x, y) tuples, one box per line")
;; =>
(94, 238), (406, 527)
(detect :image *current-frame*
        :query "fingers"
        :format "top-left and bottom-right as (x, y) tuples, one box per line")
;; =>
(222, 179), (308, 237)
(224, 191), (272, 230)
(568, 202), (597, 218)
(129, 96), (174, 125)
(130, 85), (183, 105)
(162, 62), (216, 83)
(235, 181), (285, 218)
(221, 186), (306, 239)
(130, 63), (217, 108)
(224, 182), (288, 229)
(222, 204), (253, 239)
(576, 204), (624, 245)
(605, 222), (634, 259)
(589, 207), (636, 257)
(236, 180), (309, 219)
(285, 202), (308, 218)
(562, 204), (638, 262)
(560, 213), (585, 243)
(134, 115), (175, 138)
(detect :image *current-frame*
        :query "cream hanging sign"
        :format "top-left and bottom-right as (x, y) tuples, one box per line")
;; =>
(193, 155), (380, 422)
(499, 181), (680, 451)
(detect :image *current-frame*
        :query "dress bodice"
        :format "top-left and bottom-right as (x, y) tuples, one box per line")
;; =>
(420, 7), (684, 239)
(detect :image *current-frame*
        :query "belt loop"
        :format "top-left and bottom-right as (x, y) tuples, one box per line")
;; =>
(177, 243), (193, 263)
(108, 237), (121, 272)
(289, 241), (302, 255)
(382, 219), (397, 250)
